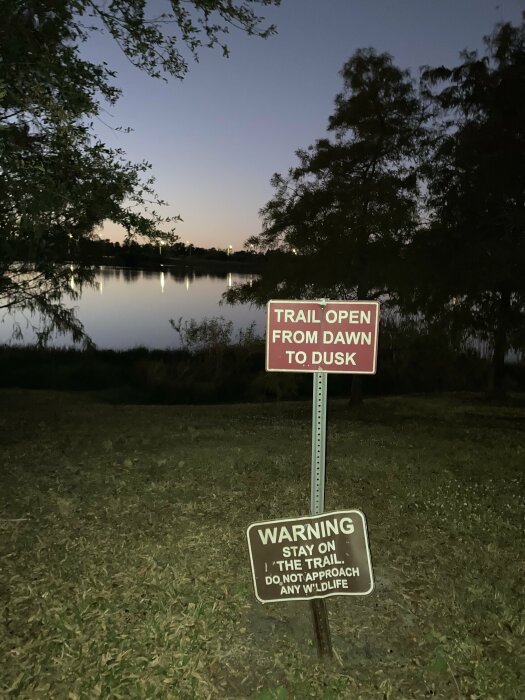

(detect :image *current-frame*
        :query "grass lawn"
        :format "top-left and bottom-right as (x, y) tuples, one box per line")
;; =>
(1, 389), (524, 699)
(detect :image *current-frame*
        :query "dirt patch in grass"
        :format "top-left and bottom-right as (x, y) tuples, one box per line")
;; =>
(1, 390), (524, 699)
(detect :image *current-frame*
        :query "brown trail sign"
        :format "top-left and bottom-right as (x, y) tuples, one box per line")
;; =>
(247, 510), (373, 603)
(266, 300), (379, 373)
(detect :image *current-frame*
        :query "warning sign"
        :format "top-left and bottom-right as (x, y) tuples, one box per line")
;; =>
(246, 510), (374, 603)
(266, 300), (379, 373)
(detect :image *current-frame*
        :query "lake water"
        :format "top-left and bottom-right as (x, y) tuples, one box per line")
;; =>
(0, 266), (266, 350)
(2, 267), (521, 362)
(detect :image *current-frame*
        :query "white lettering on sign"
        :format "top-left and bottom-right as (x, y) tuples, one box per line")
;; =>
(247, 510), (375, 603)
(322, 331), (371, 345)
(266, 573), (303, 585)
(273, 308), (371, 325)
(282, 544), (315, 557)
(310, 351), (356, 366)
(324, 309), (371, 324)
(275, 558), (303, 571)
(274, 308), (322, 323)
(257, 516), (354, 545)
(303, 567), (360, 582)
(272, 329), (319, 343)
(266, 300), (379, 374)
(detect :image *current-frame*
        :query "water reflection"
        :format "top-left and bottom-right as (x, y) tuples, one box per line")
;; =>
(121, 268), (142, 283)
(0, 266), (264, 350)
(96, 265), (233, 283)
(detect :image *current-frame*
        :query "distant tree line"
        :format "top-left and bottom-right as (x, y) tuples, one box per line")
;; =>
(226, 19), (525, 399)
(23, 237), (264, 267)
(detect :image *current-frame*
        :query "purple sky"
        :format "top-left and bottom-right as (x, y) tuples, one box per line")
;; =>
(87, 0), (523, 250)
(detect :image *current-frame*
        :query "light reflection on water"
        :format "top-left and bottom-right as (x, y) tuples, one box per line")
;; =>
(0, 266), (265, 350)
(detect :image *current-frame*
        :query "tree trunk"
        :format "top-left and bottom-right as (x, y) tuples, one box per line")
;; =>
(350, 375), (363, 406)
(487, 291), (510, 399)
(349, 276), (369, 406)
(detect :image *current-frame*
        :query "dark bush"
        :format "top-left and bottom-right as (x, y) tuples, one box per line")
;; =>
(0, 321), (521, 403)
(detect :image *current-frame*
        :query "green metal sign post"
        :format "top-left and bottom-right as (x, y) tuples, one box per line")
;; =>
(310, 371), (333, 657)
(311, 372), (328, 515)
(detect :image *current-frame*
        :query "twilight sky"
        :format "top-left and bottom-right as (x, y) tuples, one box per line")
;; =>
(87, 0), (523, 250)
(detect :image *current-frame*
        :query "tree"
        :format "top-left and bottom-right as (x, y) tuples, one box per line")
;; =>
(226, 49), (426, 402)
(406, 19), (525, 397)
(0, 0), (279, 345)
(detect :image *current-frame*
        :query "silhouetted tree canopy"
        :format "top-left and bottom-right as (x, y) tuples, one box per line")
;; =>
(225, 48), (426, 403)
(403, 19), (525, 396)
(226, 49), (426, 307)
(0, 0), (279, 344)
